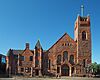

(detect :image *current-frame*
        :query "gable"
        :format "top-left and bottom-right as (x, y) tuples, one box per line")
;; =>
(48, 33), (77, 55)
(21, 49), (34, 56)
(48, 33), (76, 50)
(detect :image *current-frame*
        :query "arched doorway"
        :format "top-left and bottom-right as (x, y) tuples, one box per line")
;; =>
(61, 64), (69, 76)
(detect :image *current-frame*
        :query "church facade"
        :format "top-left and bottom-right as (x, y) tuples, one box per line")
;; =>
(6, 14), (91, 77)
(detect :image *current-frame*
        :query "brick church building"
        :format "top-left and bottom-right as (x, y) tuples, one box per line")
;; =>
(6, 7), (91, 77)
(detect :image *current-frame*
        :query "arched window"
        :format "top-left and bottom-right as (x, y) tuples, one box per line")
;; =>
(57, 55), (61, 65)
(63, 51), (68, 62)
(82, 31), (86, 40)
(69, 55), (74, 64)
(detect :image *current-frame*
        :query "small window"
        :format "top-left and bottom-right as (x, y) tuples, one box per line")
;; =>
(21, 56), (25, 61)
(30, 56), (33, 61)
(68, 43), (71, 46)
(62, 43), (64, 46)
(62, 43), (66, 46)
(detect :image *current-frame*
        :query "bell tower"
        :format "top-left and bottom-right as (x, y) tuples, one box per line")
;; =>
(74, 5), (91, 67)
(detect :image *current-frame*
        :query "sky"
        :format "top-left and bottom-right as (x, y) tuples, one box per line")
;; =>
(0, 0), (100, 63)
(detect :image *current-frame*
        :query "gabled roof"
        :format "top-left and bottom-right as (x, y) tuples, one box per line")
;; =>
(7, 49), (24, 56)
(47, 33), (76, 51)
(35, 40), (42, 49)
(7, 49), (34, 56)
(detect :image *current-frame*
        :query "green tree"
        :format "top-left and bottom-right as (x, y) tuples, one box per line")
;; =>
(96, 64), (100, 75)
(89, 62), (100, 76)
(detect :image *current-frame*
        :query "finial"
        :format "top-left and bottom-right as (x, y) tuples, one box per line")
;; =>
(81, 5), (84, 17)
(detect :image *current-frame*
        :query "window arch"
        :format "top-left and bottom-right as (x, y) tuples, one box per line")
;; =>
(63, 51), (68, 62)
(69, 55), (74, 64)
(57, 55), (61, 65)
(82, 31), (87, 40)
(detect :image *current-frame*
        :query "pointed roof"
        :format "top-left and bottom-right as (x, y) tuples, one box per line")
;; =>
(35, 40), (42, 49)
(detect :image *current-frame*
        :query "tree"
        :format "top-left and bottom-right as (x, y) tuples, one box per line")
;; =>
(89, 62), (100, 76)
(96, 64), (100, 75)
(91, 62), (97, 75)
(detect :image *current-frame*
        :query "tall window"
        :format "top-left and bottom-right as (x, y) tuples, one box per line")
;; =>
(69, 55), (74, 64)
(63, 51), (68, 62)
(82, 31), (86, 40)
(57, 55), (61, 65)
(48, 59), (51, 70)
(30, 56), (33, 61)
(83, 59), (86, 67)
(35, 60), (39, 67)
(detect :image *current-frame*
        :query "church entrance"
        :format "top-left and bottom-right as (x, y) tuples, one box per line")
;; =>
(61, 64), (69, 76)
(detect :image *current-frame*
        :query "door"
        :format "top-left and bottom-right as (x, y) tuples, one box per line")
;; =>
(61, 64), (69, 76)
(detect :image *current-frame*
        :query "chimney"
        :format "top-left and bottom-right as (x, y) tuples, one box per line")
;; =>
(26, 43), (29, 49)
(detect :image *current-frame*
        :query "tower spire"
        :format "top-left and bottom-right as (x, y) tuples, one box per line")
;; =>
(35, 40), (42, 49)
(81, 5), (84, 17)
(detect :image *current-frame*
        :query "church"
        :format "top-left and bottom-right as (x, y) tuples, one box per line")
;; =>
(6, 6), (91, 77)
